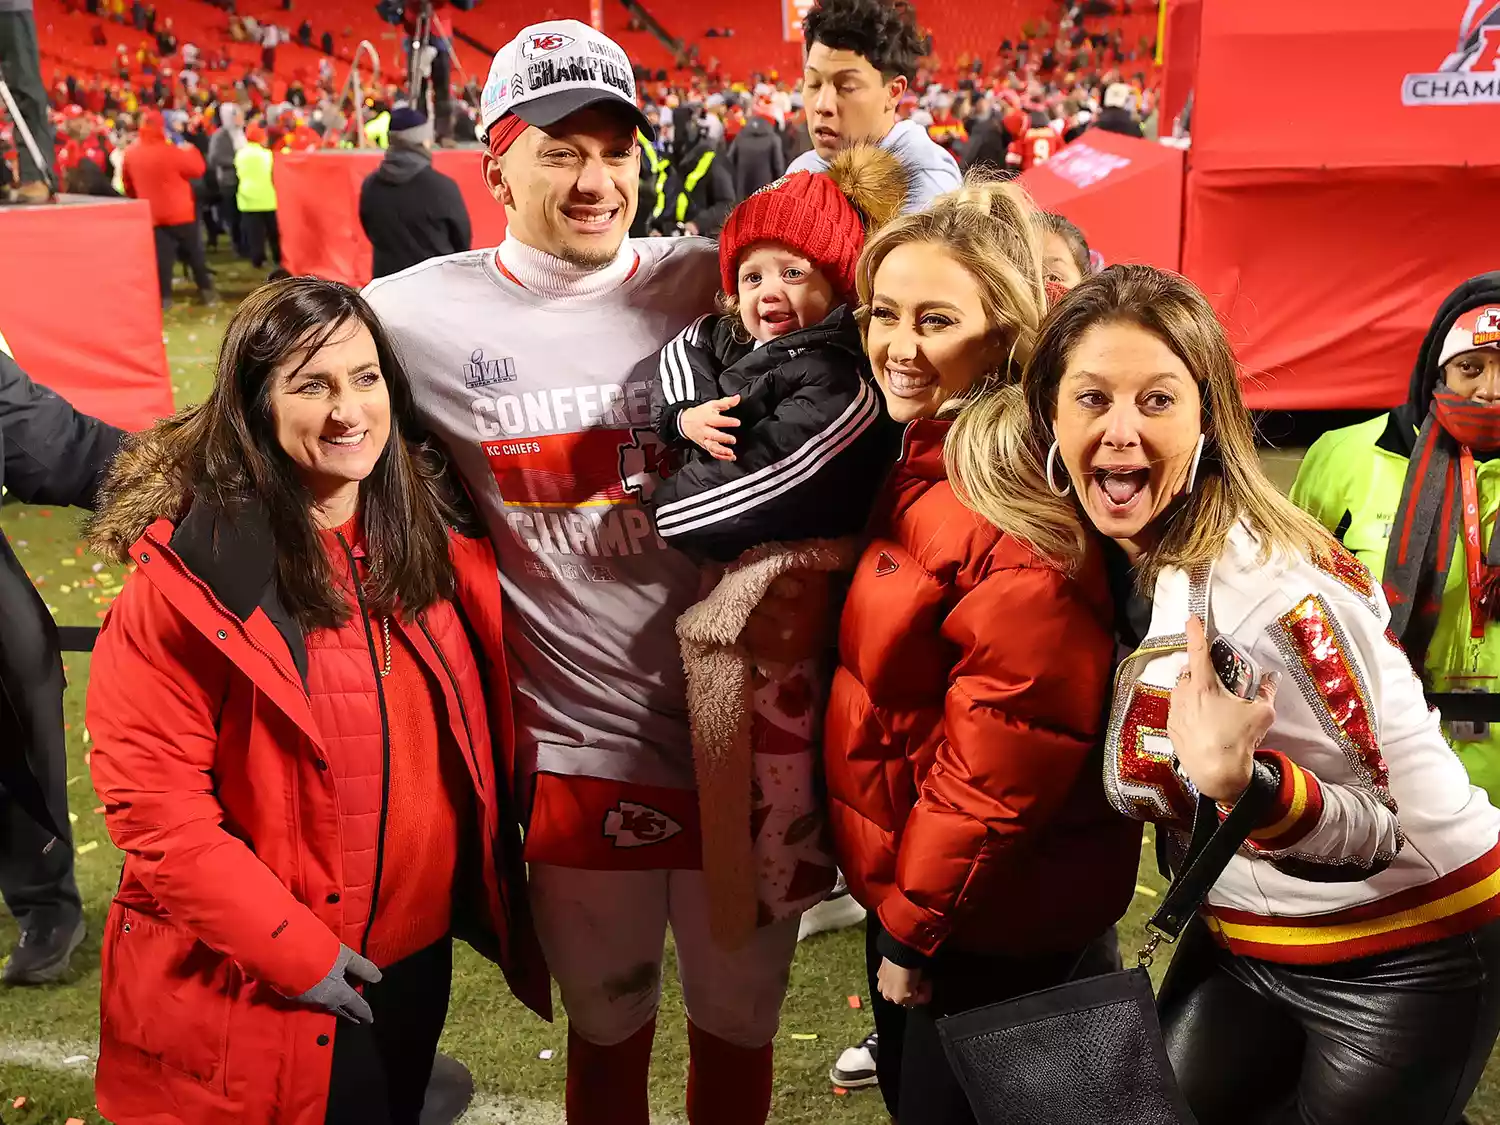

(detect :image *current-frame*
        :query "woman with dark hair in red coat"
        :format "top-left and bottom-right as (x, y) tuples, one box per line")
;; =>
(84, 277), (549, 1125)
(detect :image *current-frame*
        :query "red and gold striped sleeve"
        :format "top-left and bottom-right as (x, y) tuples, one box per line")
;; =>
(1240, 749), (1325, 850)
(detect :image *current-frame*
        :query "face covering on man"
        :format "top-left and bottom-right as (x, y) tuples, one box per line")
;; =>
(1434, 304), (1500, 450)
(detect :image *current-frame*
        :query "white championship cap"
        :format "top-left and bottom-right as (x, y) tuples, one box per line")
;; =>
(478, 19), (652, 145)
(1439, 304), (1500, 367)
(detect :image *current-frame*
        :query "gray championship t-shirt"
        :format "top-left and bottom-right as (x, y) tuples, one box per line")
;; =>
(365, 238), (720, 798)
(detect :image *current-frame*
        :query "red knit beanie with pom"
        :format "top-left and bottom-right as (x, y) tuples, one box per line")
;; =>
(718, 170), (867, 303)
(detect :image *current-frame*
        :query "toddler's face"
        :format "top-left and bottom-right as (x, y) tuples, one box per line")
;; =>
(736, 242), (837, 344)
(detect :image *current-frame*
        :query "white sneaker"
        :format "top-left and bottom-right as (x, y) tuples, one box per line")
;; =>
(829, 1030), (879, 1089)
(797, 874), (866, 941)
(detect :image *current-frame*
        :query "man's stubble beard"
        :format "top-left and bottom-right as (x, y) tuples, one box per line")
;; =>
(556, 240), (623, 269)
(555, 200), (637, 269)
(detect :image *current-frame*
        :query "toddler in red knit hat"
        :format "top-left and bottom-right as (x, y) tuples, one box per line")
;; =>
(642, 145), (912, 952)
(646, 143), (908, 562)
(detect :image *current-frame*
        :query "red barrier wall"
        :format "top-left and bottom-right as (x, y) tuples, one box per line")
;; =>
(1159, 0), (1202, 133)
(0, 196), (172, 432)
(1022, 131), (1185, 271)
(1183, 0), (1500, 409)
(276, 149), (507, 286)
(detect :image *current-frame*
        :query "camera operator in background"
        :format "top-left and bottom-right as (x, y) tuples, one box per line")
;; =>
(0, 340), (123, 985)
(0, 0), (55, 202)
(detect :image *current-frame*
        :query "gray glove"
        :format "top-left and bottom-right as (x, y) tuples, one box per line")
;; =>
(297, 944), (382, 1024)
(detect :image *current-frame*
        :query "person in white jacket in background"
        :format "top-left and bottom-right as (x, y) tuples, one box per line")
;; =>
(953, 262), (1500, 1125)
(785, 0), (960, 215)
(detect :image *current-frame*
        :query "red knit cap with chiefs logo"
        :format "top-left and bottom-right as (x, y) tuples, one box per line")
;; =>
(716, 144), (910, 304)
(718, 171), (867, 303)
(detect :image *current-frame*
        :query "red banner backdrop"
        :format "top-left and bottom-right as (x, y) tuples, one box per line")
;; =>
(1159, 0), (1201, 134)
(0, 197), (172, 432)
(1021, 130), (1185, 271)
(1183, 0), (1500, 409)
(277, 149), (507, 287)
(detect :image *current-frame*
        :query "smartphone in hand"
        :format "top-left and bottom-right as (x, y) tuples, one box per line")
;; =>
(1210, 635), (1263, 701)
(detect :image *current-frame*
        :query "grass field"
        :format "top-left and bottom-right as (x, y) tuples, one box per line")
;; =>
(3, 250), (1500, 1123)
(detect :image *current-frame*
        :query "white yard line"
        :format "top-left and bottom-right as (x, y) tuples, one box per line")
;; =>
(0, 1040), (684, 1125)
(0, 1038), (98, 1073)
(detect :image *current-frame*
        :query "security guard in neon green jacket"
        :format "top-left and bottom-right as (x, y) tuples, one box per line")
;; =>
(657, 119), (735, 237)
(365, 108), (392, 150)
(1291, 272), (1500, 801)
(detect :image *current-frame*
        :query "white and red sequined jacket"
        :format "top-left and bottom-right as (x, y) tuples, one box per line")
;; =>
(1107, 522), (1500, 965)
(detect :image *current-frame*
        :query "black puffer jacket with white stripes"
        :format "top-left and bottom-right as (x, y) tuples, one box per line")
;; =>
(646, 305), (900, 562)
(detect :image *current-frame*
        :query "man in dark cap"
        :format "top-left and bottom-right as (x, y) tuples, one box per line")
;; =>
(357, 106), (471, 279)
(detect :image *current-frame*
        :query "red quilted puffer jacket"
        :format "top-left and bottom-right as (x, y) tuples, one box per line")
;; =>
(823, 418), (1141, 964)
(85, 498), (549, 1125)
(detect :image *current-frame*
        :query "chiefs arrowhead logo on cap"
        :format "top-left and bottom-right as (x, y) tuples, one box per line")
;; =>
(522, 31), (574, 59)
(1474, 306), (1500, 347)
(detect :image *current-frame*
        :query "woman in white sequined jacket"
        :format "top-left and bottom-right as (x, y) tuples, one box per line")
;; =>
(946, 263), (1500, 1125)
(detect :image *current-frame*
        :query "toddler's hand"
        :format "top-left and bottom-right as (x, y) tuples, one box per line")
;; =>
(680, 395), (742, 462)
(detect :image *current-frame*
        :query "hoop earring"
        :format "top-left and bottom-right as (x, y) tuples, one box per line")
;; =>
(1045, 440), (1071, 497)
(1185, 434), (1206, 494)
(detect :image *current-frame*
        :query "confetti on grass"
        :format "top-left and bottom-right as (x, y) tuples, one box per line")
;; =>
(77, 841), (99, 855)
(1135, 884), (1159, 898)
(847, 995), (862, 1009)
(790, 1033), (818, 1041)
(539, 1049), (554, 1060)
(62, 1056), (89, 1066)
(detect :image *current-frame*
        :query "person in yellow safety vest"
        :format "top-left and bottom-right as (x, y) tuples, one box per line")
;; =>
(1290, 272), (1500, 803)
(364, 109), (392, 150)
(233, 124), (280, 270)
(656, 116), (735, 237)
(631, 128), (670, 238)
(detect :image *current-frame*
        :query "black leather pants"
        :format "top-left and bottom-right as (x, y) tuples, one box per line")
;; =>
(1158, 916), (1500, 1125)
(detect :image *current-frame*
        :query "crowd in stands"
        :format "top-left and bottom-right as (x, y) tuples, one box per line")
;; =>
(5, 0), (1158, 303)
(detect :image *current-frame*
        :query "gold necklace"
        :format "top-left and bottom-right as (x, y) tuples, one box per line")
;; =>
(377, 616), (392, 678)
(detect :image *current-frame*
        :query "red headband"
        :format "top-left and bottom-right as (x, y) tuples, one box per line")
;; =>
(486, 113), (530, 158)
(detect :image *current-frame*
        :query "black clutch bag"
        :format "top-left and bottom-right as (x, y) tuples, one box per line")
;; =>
(936, 762), (1279, 1125)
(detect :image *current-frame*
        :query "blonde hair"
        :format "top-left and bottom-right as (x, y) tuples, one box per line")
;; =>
(716, 290), (754, 344)
(855, 174), (1049, 412)
(948, 264), (1333, 582)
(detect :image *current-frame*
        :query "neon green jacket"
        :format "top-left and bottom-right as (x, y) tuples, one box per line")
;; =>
(365, 111), (391, 150)
(234, 143), (277, 212)
(1291, 413), (1500, 801)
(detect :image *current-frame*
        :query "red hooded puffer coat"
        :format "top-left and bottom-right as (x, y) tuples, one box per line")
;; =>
(86, 512), (550, 1125)
(120, 115), (205, 226)
(824, 419), (1141, 962)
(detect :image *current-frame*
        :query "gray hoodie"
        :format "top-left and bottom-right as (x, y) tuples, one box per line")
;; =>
(786, 118), (962, 214)
(207, 103), (246, 193)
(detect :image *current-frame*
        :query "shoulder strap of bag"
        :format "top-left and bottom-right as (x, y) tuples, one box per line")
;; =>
(1137, 764), (1277, 966)
(1140, 554), (1279, 958)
